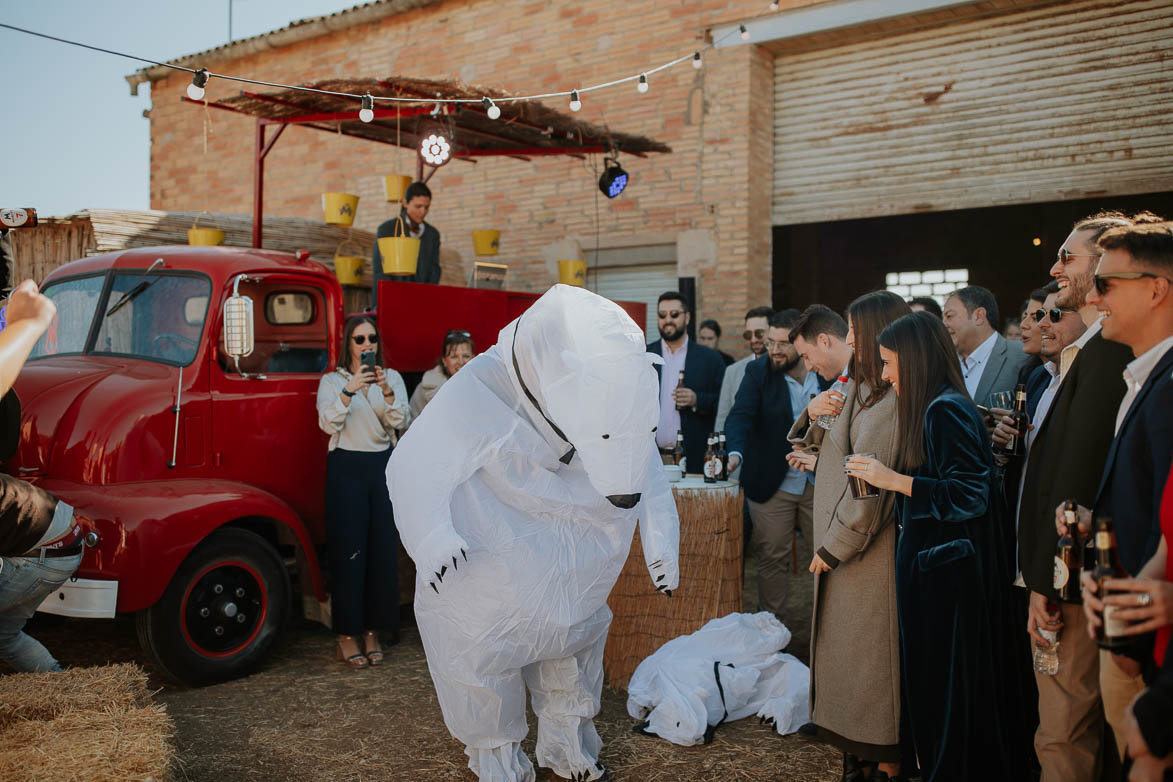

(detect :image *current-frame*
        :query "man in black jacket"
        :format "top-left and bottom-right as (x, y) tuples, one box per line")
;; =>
(725, 310), (819, 623)
(371, 181), (442, 308)
(1017, 212), (1136, 782)
(646, 291), (725, 474)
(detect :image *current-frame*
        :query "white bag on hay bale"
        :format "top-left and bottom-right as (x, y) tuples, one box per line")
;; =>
(626, 612), (810, 746)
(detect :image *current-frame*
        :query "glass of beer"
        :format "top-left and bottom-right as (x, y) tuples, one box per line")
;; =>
(846, 452), (880, 499)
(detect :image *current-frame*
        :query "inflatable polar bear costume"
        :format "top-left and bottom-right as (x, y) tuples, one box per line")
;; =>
(387, 284), (681, 782)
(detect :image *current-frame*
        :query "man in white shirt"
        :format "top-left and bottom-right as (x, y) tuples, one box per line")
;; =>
(943, 285), (1025, 404)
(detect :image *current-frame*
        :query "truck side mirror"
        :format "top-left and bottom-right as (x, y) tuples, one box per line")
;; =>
(223, 274), (256, 376)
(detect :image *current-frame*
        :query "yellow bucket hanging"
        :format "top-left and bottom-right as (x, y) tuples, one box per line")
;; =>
(558, 260), (588, 287)
(377, 219), (420, 276)
(472, 229), (500, 256)
(333, 239), (365, 286)
(187, 211), (225, 246)
(322, 192), (359, 226)
(383, 174), (413, 202)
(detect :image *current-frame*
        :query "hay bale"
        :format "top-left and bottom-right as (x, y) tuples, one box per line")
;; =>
(605, 484), (743, 689)
(0, 705), (174, 782)
(0, 663), (151, 728)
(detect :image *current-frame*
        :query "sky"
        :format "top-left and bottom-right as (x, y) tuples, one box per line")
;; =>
(0, 0), (361, 217)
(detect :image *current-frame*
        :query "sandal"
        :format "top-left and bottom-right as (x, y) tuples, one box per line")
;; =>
(336, 635), (369, 668)
(363, 630), (384, 665)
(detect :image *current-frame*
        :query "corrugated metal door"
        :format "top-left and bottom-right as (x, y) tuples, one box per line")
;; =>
(587, 262), (677, 338)
(773, 0), (1173, 225)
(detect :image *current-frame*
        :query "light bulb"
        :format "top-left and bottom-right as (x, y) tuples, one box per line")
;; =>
(692, 51), (703, 69)
(740, 24), (749, 40)
(637, 74), (648, 93)
(187, 68), (209, 101)
(769, 1), (779, 9)
(482, 96), (501, 120)
(359, 94), (374, 123)
(569, 90), (581, 112)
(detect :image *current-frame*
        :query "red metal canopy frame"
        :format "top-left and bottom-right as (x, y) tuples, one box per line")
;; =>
(182, 77), (671, 248)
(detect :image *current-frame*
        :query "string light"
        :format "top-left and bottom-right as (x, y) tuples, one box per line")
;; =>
(637, 74), (648, 93)
(740, 24), (750, 40)
(770, 1), (779, 9)
(482, 96), (501, 120)
(569, 90), (582, 112)
(187, 68), (209, 100)
(359, 93), (374, 122)
(420, 133), (451, 166)
(692, 51), (703, 69)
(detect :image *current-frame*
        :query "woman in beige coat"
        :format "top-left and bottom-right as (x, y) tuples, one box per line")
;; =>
(788, 291), (910, 781)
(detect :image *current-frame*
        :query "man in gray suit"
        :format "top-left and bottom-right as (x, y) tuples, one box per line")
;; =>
(943, 285), (1028, 405)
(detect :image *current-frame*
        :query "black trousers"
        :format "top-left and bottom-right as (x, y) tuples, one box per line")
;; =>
(325, 447), (399, 637)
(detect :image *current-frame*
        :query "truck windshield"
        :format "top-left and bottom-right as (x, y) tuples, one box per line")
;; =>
(32, 272), (211, 366)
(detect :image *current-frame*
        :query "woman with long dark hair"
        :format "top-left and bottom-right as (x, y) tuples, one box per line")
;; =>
(845, 311), (1013, 780)
(316, 315), (409, 668)
(788, 290), (909, 780)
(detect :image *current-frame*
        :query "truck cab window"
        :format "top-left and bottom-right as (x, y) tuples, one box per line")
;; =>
(92, 274), (210, 365)
(218, 284), (327, 375)
(30, 274), (106, 358)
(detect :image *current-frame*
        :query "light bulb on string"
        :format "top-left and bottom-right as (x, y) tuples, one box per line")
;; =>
(482, 96), (501, 120)
(359, 94), (374, 123)
(569, 90), (582, 112)
(187, 68), (209, 100)
(769, 1), (779, 9)
(692, 51), (703, 69)
(740, 24), (750, 41)
(637, 74), (648, 93)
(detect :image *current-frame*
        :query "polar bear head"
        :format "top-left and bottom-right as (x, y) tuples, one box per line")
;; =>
(507, 284), (662, 508)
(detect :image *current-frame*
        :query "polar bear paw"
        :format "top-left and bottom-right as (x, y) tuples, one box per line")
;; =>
(566, 762), (607, 781)
(417, 527), (470, 594)
(646, 557), (678, 597)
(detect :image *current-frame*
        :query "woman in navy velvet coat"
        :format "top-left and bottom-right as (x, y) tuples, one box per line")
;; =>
(845, 311), (1015, 781)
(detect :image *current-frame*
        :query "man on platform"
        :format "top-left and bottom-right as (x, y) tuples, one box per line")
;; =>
(647, 291), (725, 475)
(725, 310), (818, 624)
(371, 181), (441, 308)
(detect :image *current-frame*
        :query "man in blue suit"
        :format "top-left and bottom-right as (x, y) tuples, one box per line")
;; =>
(725, 310), (820, 623)
(1058, 217), (1173, 759)
(646, 291), (726, 474)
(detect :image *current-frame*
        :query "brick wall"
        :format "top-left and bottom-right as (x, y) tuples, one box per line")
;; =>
(147, 0), (829, 355)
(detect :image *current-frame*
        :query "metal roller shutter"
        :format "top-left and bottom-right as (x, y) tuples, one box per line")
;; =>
(773, 0), (1173, 226)
(587, 262), (677, 338)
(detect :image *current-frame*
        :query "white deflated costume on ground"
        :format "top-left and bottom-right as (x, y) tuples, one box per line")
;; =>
(387, 284), (680, 782)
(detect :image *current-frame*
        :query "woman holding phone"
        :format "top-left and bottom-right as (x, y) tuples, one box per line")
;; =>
(316, 315), (409, 668)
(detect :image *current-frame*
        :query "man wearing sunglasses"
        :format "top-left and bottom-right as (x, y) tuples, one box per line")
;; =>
(714, 305), (774, 434)
(647, 291), (726, 475)
(1015, 211), (1138, 782)
(1053, 217), (1173, 764)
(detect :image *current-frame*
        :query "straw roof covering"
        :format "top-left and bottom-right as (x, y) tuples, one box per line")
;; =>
(206, 76), (672, 160)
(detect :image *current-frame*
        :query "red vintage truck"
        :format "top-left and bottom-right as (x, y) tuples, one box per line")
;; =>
(5, 244), (643, 685)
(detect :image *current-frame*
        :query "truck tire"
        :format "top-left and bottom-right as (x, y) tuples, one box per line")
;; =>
(136, 528), (289, 686)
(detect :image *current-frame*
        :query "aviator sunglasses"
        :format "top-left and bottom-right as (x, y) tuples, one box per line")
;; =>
(352, 334), (379, 345)
(742, 329), (767, 341)
(1032, 308), (1077, 324)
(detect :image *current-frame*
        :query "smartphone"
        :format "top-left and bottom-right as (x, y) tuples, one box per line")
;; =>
(359, 349), (377, 379)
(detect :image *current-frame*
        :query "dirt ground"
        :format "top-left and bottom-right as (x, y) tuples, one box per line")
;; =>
(15, 536), (839, 782)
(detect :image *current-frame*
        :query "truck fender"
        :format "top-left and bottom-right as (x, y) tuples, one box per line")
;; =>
(35, 478), (325, 613)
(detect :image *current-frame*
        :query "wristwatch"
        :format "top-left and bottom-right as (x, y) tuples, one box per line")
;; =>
(342, 388), (356, 398)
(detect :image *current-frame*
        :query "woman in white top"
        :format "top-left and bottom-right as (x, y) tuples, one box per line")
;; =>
(316, 315), (409, 668)
(407, 329), (475, 425)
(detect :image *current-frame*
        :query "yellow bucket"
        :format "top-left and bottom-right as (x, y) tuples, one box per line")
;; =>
(377, 219), (419, 275)
(558, 260), (588, 287)
(187, 211), (225, 246)
(322, 192), (359, 226)
(383, 174), (414, 202)
(472, 229), (500, 256)
(333, 239), (365, 286)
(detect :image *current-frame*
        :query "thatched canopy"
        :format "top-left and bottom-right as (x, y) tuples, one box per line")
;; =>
(197, 76), (671, 161)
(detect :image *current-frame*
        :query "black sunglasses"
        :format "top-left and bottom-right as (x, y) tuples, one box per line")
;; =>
(352, 334), (379, 345)
(1032, 307), (1076, 324)
(1056, 248), (1101, 264)
(742, 329), (767, 341)
(1093, 272), (1165, 296)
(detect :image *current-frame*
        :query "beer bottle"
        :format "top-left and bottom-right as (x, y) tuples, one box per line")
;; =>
(674, 370), (686, 410)
(1091, 517), (1131, 651)
(672, 432), (685, 471)
(997, 383), (1029, 456)
(703, 434), (717, 483)
(1054, 499), (1081, 602)
(715, 433), (728, 481)
(0, 208), (37, 229)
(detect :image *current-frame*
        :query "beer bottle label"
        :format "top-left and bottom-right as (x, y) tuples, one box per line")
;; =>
(712, 458), (723, 478)
(1103, 604), (1127, 638)
(1096, 531), (1111, 549)
(0, 208), (30, 228)
(703, 459), (715, 478)
(1053, 557), (1069, 591)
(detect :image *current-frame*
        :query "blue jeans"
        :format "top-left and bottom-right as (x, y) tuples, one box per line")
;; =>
(0, 552), (83, 672)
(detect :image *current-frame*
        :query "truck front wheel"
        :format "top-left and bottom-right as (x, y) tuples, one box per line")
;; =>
(137, 528), (289, 686)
